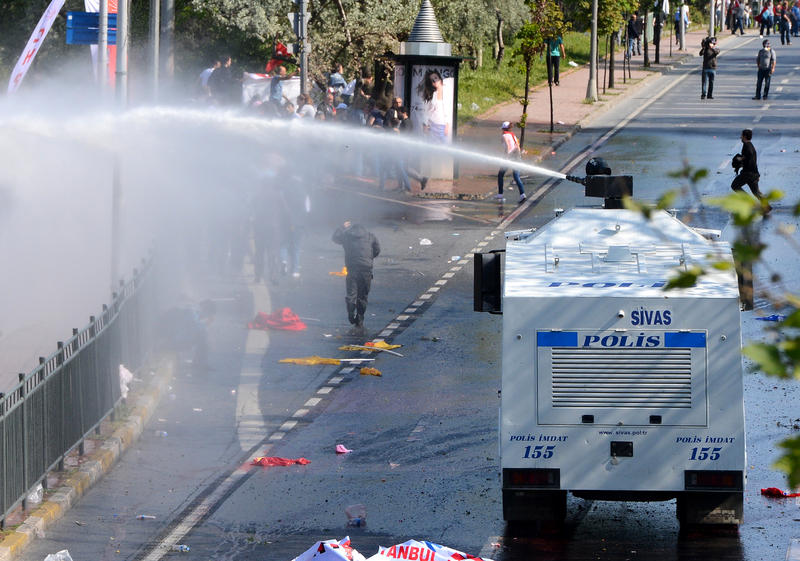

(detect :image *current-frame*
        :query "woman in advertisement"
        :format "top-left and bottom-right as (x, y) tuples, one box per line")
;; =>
(418, 69), (450, 143)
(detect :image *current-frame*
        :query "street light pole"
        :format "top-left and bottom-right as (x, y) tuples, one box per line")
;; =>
(98, 0), (108, 92)
(149, 0), (160, 101)
(585, 0), (599, 102)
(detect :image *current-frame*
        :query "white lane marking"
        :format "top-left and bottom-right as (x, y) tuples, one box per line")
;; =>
(304, 397), (321, 407)
(387, 322), (401, 329)
(397, 315), (410, 321)
(413, 300), (425, 306)
(380, 330), (393, 337)
(279, 420), (297, 431)
(419, 294), (432, 300)
(477, 241), (489, 247)
(292, 409), (309, 418)
(236, 283), (271, 452)
(427, 286), (440, 293)
(269, 432), (284, 441)
(329, 376), (344, 384)
(435, 279), (448, 285)
(404, 307), (417, 313)
(442, 272), (455, 278)
(317, 386), (333, 394)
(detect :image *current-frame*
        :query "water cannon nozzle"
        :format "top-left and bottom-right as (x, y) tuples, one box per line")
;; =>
(566, 175), (587, 186)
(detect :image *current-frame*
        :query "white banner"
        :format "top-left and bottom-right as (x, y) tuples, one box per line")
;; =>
(7, 0), (67, 94)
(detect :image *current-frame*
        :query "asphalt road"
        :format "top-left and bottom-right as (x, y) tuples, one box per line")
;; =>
(14, 35), (800, 561)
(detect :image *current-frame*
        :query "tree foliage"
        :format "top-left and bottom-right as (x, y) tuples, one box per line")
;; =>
(626, 164), (800, 489)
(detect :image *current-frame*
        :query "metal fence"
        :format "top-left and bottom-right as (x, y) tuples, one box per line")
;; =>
(0, 259), (155, 527)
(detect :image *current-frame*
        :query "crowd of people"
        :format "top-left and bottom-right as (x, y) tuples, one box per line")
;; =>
(724, 0), (800, 40)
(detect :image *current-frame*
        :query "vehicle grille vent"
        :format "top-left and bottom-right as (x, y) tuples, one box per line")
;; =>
(551, 348), (692, 408)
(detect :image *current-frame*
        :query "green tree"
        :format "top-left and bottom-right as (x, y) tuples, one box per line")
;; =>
(511, 0), (567, 147)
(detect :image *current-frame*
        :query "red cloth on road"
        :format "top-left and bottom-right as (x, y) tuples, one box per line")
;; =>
(761, 487), (800, 498)
(248, 308), (306, 331)
(252, 456), (311, 467)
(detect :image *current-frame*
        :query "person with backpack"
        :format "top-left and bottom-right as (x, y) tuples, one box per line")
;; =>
(700, 36), (720, 99)
(731, 129), (772, 214)
(753, 39), (777, 100)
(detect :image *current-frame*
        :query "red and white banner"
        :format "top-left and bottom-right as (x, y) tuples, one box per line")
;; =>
(84, 0), (118, 86)
(7, 0), (66, 94)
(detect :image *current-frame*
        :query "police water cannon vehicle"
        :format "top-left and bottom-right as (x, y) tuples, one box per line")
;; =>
(474, 202), (745, 526)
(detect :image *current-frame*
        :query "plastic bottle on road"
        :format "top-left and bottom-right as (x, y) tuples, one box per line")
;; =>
(154, 430), (168, 437)
(171, 545), (190, 552)
(136, 514), (156, 520)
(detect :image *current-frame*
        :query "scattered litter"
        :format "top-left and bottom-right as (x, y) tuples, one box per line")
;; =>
(252, 456), (311, 467)
(389, 462), (400, 469)
(370, 540), (492, 561)
(171, 545), (190, 552)
(761, 487), (800, 498)
(419, 238), (433, 246)
(451, 232), (460, 236)
(568, 60), (579, 66)
(336, 444), (352, 454)
(280, 356), (341, 365)
(248, 308), (306, 331)
(291, 537), (364, 561)
(346, 504), (367, 528)
(43, 550), (73, 561)
(324, 333), (333, 338)
(457, 103), (462, 110)
(450, 256), (460, 261)
(154, 430), (168, 437)
(339, 341), (403, 356)
(192, 408), (203, 412)
(119, 364), (134, 399)
(231, 390), (236, 395)
(136, 514), (156, 520)
(74, 521), (85, 526)
(27, 483), (43, 505)
(470, 102), (480, 111)
(557, 120), (565, 125)
(360, 367), (382, 377)
(780, 149), (786, 152)
(755, 314), (786, 322)
(483, 97), (495, 102)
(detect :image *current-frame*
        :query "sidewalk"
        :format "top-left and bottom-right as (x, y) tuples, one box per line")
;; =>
(421, 28), (718, 199)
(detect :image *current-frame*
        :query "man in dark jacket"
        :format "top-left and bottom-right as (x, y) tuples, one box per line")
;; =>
(332, 222), (381, 329)
(700, 36), (720, 99)
(731, 129), (772, 214)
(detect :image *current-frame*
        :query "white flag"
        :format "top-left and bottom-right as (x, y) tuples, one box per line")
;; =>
(7, 0), (67, 94)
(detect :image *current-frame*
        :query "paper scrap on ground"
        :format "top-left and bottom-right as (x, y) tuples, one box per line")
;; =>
(339, 340), (402, 352)
(336, 444), (352, 454)
(761, 487), (800, 498)
(248, 308), (307, 331)
(119, 364), (134, 399)
(330, 266), (348, 276)
(366, 539), (493, 561)
(252, 456), (311, 467)
(291, 536), (365, 561)
(419, 238), (432, 246)
(360, 367), (382, 377)
(280, 356), (341, 365)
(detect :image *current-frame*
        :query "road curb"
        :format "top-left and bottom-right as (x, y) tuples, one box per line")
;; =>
(0, 358), (174, 561)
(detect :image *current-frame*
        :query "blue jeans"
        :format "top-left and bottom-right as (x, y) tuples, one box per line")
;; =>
(498, 168), (525, 195)
(701, 69), (716, 97)
(627, 37), (637, 57)
(755, 67), (772, 98)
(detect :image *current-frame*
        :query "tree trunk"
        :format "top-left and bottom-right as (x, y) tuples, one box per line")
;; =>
(546, 52), (554, 133)
(333, 0), (352, 45)
(519, 59), (531, 149)
(643, 9), (650, 67)
(609, 30), (616, 89)
(495, 10), (505, 66)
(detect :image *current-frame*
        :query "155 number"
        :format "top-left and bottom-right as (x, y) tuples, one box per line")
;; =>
(689, 446), (722, 460)
(523, 445), (555, 459)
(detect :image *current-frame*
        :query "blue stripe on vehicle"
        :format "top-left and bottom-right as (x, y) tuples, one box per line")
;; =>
(664, 332), (706, 348)
(537, 331), (578, 347)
